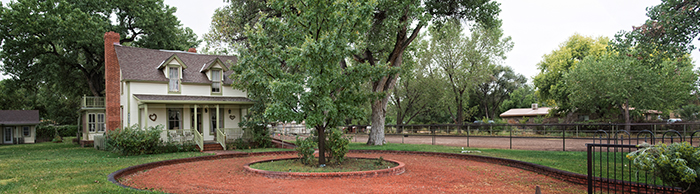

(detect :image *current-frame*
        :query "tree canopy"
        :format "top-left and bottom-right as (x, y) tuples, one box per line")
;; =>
(231, 0), (382, 165)
(206, 0), (502, 145)
(532, 34), (609, 114)
(0, 0), (199, 123)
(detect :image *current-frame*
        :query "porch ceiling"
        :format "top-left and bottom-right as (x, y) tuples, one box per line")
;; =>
(133, 94), (254, 105)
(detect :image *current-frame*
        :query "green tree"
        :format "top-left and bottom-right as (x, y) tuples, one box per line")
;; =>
(231, 0), (379, 165)
(566, 54), (695, 130)
(429, 20), (512, 128)
(678, 104), (700, 122)
(471, 65), (526, 120)
(612, 0), (700, 63)
(0, 0), (199, 98)
(389, 37), (445, 128)
(499, 84), (538, 113)
(206, 0), (502, 145)
(0, 0), (199, 124)
(532, 34), (609, 115)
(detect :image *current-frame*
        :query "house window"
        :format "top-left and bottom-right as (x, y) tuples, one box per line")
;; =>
(97, 113), (105, 132)
(169, 67), (179, 92)
(211, 70), (221, 93)
(168, 108), (182, 130)
(23, 126), (30, 137)
(88, 113), (96, 132)
(88, 113), (105, 133)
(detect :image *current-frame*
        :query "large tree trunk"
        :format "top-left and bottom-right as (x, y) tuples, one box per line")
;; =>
(367, 96), (388, 145)
(316, 125), (326, 165)
(366, 10), (422, 145)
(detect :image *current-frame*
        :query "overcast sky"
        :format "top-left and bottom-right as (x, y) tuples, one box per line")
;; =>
(1, 0), (699, 82)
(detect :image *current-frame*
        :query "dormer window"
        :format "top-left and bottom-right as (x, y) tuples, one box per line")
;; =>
(211, 70), (221, 93)
(169, 67), (179, 92)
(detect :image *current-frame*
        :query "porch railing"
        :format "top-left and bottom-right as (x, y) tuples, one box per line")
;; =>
(216, 128), (226, 150)
(223, 128), (244, 140)
(82, 96), (105, 108)
(192, 129), (203, 151)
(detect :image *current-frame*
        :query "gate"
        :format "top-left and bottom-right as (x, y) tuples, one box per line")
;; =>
(586, 130), (690, 193)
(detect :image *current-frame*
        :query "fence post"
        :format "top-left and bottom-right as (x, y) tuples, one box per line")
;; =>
(466, 125), (470, 147)
(562, 125), (566, 151)
(509, 125), (512, 149)
(587, 144), (593, 194)
(430, 125), (435, 145)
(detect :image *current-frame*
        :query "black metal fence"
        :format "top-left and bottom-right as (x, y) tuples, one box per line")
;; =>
(586, 129), (700, 194)
(340, 123), (700, 151)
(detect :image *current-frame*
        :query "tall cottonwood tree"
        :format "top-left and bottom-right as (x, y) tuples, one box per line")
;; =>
(566, 54), (696, 131)
(206, 0), (501, 145)
(429, 20), (512, 128)
(471, 65), (526, 120)
(231, 0), (380, 165)
(0, 0), (200, 98)
(533, 34), (609, 115)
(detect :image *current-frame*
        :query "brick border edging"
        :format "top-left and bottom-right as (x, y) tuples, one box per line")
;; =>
(108, 150), (588, 192)
(243, 157), (405, 179)
(108, 151), (296, 191)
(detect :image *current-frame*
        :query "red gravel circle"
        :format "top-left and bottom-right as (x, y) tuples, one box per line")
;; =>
(120, 152), (585, 193)
(243, 157), (405, 179)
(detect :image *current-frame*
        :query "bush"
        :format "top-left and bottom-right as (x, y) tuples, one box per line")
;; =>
(104, 124), (198, 155)
(227, 138), (249, 150)
(627, 142), (700, 193)
(325, 127), (350, 164)
(36, 124), (78, 140)
(295, 136), (316, 165)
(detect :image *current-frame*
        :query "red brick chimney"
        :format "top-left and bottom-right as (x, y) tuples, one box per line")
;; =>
(187, 47), (197, 53)
(104, 31), (121, 131)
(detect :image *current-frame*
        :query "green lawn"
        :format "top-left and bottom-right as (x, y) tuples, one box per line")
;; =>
(0, 139), (211, 194)
(0, 140), (593, 193)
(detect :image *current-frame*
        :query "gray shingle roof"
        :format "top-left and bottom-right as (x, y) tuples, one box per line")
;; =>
(0, 110), (40, 125)
(114, 45), (238, 84)
(133, 94), (252, 104)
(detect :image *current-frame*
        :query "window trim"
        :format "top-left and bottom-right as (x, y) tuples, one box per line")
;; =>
(211, 69), (222, 94)
(88, 113), (96, 132)
(168, 108), (182, 130)
(168, 66), (180, 93)
(97, 113), (105, 132)
(23, 126), (30, 137)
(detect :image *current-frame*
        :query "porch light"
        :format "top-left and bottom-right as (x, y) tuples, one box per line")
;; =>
(228, 109), (231, 114)
(204, 109), (208, 113)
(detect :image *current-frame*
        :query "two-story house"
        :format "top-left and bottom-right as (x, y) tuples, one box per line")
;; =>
(79, 32), (253, 151)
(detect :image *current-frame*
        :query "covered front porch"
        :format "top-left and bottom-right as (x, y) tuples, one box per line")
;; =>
(134, 94), (254, 151)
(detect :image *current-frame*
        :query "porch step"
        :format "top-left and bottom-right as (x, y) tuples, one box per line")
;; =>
(198, 142), (224, 152)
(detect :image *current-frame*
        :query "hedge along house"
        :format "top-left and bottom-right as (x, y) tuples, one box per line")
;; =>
(0, 110), (40, 145)
(78, 32), (253, 151)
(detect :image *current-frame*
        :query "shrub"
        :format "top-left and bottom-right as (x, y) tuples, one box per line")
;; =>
(325, 127), (350, 164)
(627, 142), (700, 193)
(227, 138), (249, 150)
(105, 125), (164, 156)
(295, 136), (316, 165)
(239, 123), (272, 149)
(36, 124), (79, 140)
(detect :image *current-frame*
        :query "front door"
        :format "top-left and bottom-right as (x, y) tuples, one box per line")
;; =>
(3, 127), (13, 144)
(191, 108), (202, 133)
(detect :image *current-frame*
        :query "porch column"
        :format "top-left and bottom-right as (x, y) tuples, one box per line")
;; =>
(144, 104), (148, 128)
(216, 105), (220, 131)
(194, 104), (198, 133)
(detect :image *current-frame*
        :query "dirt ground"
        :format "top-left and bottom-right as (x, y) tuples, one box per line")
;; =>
(123, 152), (586, 194)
